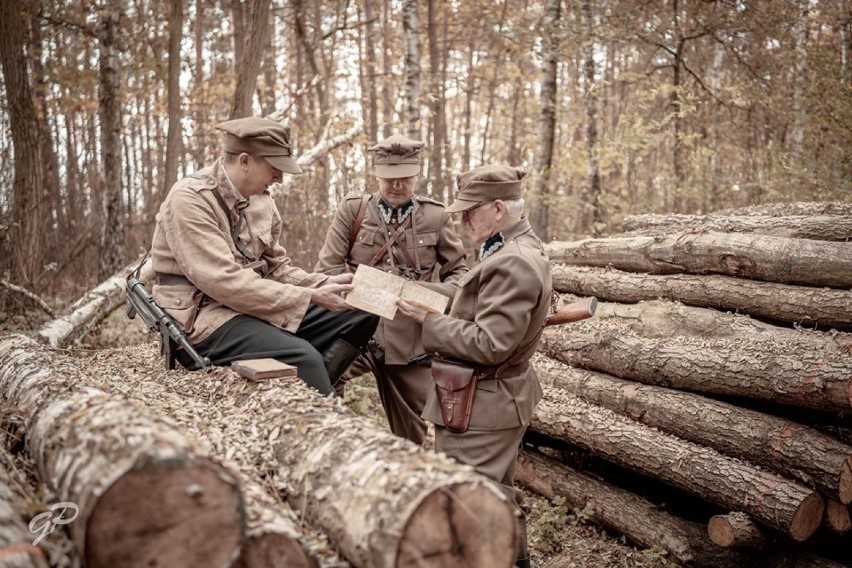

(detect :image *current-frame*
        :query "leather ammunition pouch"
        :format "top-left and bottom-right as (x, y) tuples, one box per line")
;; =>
(431, 358), (479, 433)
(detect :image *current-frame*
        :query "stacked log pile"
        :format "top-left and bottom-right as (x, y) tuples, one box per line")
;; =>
(524, 201), (852, 566)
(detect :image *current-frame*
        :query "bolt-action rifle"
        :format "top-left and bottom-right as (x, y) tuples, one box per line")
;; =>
(125, 277), (211, 372)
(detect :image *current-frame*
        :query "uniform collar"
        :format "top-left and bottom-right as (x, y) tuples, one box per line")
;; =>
(214, 158), (250, 211)
(377, 197), (415, 224)
(476, 217), (534, 262)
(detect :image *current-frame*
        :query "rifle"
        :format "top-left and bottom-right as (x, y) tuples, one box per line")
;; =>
(125, 277), (211, 372)
(545, 296), (597, 326)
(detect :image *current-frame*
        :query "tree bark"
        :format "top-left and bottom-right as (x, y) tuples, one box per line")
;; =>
(517, 450), (747, 567)
(0, 0), (45, 291)
(533, 354), (852, 504)
(362, 0), (379, 143)
(544, 232), (852, 289)
(580, 0), (602, 235)
(163, 0), (184, 193)
(540, 322), (852, 414)
(532, 386), (824, 541)
(529, 0), (561, 241)
(0, 335), (244, 568)
(707, 512), (766, 549)
(718, 201), (852, 217)
(0, 445), (49, 568)
(550, 264), (852, 331)
(402, 0), (420, 138)
(621, 214), (852, 241)
(231, 0), (272, 118)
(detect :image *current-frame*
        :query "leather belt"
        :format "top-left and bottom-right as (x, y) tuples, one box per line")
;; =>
(156, 272), (193, 286)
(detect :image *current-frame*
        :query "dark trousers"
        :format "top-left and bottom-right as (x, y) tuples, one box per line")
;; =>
(178, 306), (378, 395)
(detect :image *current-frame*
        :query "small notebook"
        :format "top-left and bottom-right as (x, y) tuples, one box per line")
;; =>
(231, 358), (297, 381)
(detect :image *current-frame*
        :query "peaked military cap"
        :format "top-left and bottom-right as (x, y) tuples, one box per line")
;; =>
(368, 133), (425, 179)
(446, 164), (526, 213)
(216, 117), (302, 174)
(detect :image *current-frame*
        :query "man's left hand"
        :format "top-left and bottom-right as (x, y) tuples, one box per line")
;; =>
(396, 299), (429, 324)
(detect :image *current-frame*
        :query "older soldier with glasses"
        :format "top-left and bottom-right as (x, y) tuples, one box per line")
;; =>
(315, 132), (469, 445)
(396, 164), (552, 568)
(151, 116), (378, 394)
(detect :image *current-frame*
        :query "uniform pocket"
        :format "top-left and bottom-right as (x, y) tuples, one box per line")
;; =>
(153, 284), (203, 333)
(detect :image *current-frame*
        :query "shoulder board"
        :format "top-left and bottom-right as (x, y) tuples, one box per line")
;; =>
(184, 173), (219, 193)
(342, 192), (367, 202)
(415, 195), (446, 207)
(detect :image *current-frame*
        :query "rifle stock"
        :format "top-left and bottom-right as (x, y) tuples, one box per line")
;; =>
(125, 277), (211, 372)
(545, 296), (597, 327)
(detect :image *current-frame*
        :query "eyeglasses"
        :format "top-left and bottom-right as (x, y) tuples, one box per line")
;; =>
(462, 201), (493, 220)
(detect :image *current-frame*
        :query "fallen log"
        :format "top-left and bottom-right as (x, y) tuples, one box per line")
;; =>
(79, 343), (519, 568)
(551, 264), (852, 330)
(0, 451), (49, 568)
(544, 232), (852, 288)
(718, 202), (852, 217)
(821, 500), (851, 534)
(620, 214), (852, 241)
(531, 386), (824, 541)
(37, 256), (153, 348)
(707, 512), (766, 549)
(532, 354), (852, 503)
(0, 334), (244, 568)
(539, 324), (852, 414)
(516, 449), (748, 567)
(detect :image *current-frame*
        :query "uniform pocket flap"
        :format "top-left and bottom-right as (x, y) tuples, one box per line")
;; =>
(431, 358), (476, 391)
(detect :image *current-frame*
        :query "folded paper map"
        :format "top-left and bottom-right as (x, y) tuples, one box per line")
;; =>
(345, 264), (450, 319)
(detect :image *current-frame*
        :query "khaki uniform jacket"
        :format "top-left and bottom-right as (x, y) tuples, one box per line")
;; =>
(420, 218), (551, 430)
(315, 193), (468, 365)
(152, 159), (328, 344)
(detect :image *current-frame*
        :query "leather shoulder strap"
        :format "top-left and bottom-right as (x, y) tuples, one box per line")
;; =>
(348, 194), (371, 253)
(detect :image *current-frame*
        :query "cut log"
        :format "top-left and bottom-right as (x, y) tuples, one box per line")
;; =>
(621, 214), (852, 241)
(544, 232), (852, 288)
(78, 343), (518, 568)
(0, 334), (244, 568)
(516, 449), (748, 567)
(718, 201), (852, 217)
(0, 454), (49, 568)
(821, 499), (851, 534)
(539, 324), (852, 414)
(707, 512), (766, 549)
(532, 354), (852, 503)
(551, 264), (852, 330)
(531, 386), (825, 541)
(37, 256), (153, 348)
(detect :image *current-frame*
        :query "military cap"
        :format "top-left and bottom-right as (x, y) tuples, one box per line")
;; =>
(368, 133), (425, 179)
(216, 117), (302, 174)
(446, 164), (526, 213)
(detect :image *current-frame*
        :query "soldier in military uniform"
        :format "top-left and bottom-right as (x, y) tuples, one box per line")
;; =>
(151, 116), (378, 395)
(315, 133), (468, 445)
(396, 165), (552, 568)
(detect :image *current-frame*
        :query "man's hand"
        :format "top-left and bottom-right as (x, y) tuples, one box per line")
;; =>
(311, 283), (353, 312)
(326, 273), (354, 285)
(396, 299), (429, 324)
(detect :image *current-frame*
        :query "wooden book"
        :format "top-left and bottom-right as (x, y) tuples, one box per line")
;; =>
(231, 358), (297, 381)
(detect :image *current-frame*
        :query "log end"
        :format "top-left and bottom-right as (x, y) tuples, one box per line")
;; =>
(84, 458), (243, 568)
(396, 482), (519, 568)
(838, 457), (852, 505)
(707, 515), (736, 548)
(233, 534), (317, 568)
(789, 491), (825, 542)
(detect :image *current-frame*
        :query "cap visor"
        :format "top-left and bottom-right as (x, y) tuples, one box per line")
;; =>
(266, 155), (302, 175)
(445, 198), (482, 213)
(375, 163), (420, 179)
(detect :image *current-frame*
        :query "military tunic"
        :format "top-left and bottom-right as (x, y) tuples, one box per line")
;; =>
(315, 192), (468, 443)
(420, 217), (551, 505)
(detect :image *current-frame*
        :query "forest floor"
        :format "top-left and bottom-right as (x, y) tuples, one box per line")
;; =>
(1, 308), (676, 568)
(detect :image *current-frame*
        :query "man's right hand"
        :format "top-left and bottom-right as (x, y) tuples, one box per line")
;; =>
(311, 283), (353, 312)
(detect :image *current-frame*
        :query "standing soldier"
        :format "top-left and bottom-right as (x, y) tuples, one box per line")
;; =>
(396, 165), (552, 568)
(315, 133), (468, 445)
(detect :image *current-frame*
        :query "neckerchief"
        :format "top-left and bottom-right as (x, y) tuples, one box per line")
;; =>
(377, 198), (414, 224)
(478, 232), (505, 262)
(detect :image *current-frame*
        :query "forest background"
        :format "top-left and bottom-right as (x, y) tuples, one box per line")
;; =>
(0, 0), (850, 312)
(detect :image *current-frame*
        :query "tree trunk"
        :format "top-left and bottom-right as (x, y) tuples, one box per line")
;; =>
(544, 232), (852, 288)
(0, 444), (49, 568)
(426, 0), (446, 199)
(581, 0), (602, 235)
(0, 335), (244, 568)
(550, 264), (852, 331)
(533, 353), (852, 504)
(621, 213), (852, 241)
(529, 0), (561, 241)
(718, 201), (852, 217)
(531, 386), (824, 541)
(231, 0), (271, 118)
(516, 450), (746, 567)
(163, 0), (184, 193)
(230, 0), (246, 71)
(707, 512), (766, 549)
(0, 0), (45, 291)
(402, 0), (420, 139)
(361, 0), (379, 144)
(98, 4), (125, 280)
(540, 323), (852, 414)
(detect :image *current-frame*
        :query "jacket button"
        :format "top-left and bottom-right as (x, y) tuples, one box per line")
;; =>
(175, 299), (182, 306)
